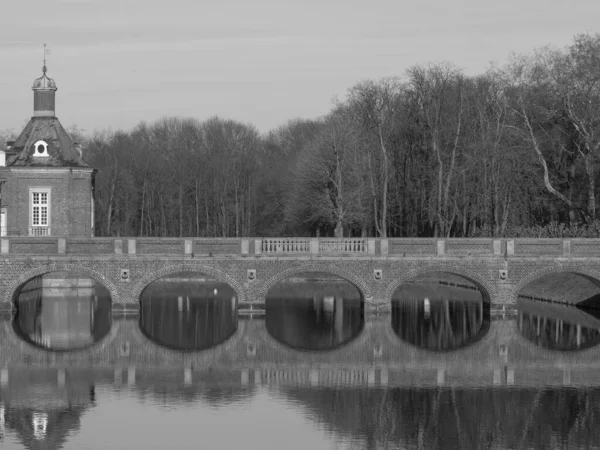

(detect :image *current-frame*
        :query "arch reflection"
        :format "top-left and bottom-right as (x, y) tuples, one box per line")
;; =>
(139, 272), (238, 350)
(265, 272), (364, 351)
(13, 272), (112, 351)
(517, 299), (600, 351)
(392, 274), (490, 351)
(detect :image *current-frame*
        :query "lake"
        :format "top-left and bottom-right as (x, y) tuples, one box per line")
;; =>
(1, 272), (600, 449)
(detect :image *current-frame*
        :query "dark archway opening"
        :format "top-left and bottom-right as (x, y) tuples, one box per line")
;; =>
(12, 271), (112, 351)
(265, 272), (364, 351)
(139, 271), (238, 351)
(518, 272), (600, 350)
(391, 272), (491, 351)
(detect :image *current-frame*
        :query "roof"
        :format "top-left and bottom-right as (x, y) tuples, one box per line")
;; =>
(7, 117), (91, 168)
(32, 69), (57, 91)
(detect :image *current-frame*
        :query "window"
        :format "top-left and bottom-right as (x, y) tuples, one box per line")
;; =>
(30, 188), (51, 236)
(33, 140), (49, 157)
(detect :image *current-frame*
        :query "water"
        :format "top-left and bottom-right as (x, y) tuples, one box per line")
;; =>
(2, 273), (600, 449)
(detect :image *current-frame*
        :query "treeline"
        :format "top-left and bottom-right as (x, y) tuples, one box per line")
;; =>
(79, 33), (600, 238)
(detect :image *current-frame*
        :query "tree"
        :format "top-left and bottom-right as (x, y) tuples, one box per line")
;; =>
(288, 113), (366, 237)
(344, 78), (403, 237)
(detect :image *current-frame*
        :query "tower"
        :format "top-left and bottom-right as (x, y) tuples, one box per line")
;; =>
(0, 55), (96, 237)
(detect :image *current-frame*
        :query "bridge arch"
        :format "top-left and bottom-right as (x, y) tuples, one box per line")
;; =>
(131, 263), (246, 304)
(259, 264), (373, 303)
(3, 263), (120, 307)
(515, 266), (600, 304)
(384, 266), (493, 304)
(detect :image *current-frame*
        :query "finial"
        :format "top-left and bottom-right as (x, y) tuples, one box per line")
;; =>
(43, 43), (48, 74)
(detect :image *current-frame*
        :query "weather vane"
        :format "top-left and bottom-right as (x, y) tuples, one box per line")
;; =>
(43, 43), (49, 73)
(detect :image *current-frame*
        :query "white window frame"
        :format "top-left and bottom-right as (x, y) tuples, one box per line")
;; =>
(33, 140), (49, 157)
(30, 187), (51, 236)
(0, 208), (6, 237)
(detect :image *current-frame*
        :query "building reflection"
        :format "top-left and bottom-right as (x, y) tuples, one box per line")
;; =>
(140, 278), (238, 350)
(392, 282), (488, 350)
(13, 273), (111, 350)
(265, 274), (363, 350)
(0, 378), (95, 450)
(517, 298), (600, 350)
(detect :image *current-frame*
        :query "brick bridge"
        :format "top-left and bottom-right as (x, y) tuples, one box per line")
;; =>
(1, 314), (600, 388)
(2, 237), (600, 312)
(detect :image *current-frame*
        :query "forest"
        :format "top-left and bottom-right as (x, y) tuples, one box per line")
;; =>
(7, 33), (600, 238)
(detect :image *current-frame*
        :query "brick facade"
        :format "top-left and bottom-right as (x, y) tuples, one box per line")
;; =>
(2, 168), (93, 237)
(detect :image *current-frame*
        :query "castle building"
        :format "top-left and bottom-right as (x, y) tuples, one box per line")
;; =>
(0, 63), (96, 237)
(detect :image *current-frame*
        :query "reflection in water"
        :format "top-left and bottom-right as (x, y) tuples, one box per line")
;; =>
(2, 312), (600, 449)
(13, 273), (112, 350)
(279, 386), (600, 450)
(517, 298), (600, 350)
(392, 282), (489, 350)
(1, 379), (95, 450)
(265, 274), (364, 350)
(140, 276), (237, 350)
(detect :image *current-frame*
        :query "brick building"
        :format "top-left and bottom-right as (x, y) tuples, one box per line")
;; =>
(0, 64), (96, 237)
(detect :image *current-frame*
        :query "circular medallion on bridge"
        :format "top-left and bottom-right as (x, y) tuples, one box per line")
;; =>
(12, 271), (112, 351)
(139, 271), (238, 350)
(391, 272), (490, 351)
(265, 272), (364, 351)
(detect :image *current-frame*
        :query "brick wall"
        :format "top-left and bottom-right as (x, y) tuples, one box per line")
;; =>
(5, 168), (93, 237)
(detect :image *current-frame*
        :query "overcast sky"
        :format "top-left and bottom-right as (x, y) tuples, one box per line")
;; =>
(1, 0), (599, 136)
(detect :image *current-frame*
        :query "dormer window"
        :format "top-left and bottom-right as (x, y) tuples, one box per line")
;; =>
(33, 140), (49, 157)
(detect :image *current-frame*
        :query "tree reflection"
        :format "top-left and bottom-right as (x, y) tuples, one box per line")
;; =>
(517, 299), (600, 350)
(265, 274), (363, 350)
(392, 283), (488, 351)
(140, 278), (237, 350)
(13, 273), (111, 350)
(280, 386), (600, 449)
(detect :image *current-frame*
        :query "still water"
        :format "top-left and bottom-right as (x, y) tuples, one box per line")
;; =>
(2, 273), (600, 449)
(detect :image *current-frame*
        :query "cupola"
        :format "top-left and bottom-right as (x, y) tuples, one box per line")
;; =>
(32, 64), (57, 117)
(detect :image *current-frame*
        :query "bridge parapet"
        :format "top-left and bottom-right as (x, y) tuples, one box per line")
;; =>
(2, 236), (598, 258)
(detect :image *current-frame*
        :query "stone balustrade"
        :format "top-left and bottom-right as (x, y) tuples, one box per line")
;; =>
(261, 238), (310, 253)
(0, 236), (599, 257)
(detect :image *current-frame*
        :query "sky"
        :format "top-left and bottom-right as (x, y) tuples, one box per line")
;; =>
(1, 0), (599, 136)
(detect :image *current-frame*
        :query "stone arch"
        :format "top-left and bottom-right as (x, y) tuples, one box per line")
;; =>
(515, 266), (600, 304)
(384, 265), (493, 304)
(3, 263), (120, 306)
(259, 263), (373, 303)
(131, 263), (246, 304)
